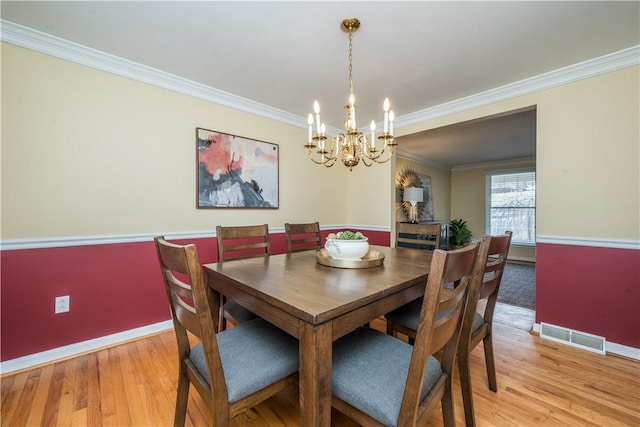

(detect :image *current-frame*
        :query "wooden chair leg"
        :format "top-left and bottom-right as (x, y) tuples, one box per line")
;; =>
(441, 376), (456, 427)
(219, 296), (228, 332)
(458, 351), (476, 427)
(483, 333), (498, 392)
(386, 319), (396, 336)
(174, 369), (190, 427)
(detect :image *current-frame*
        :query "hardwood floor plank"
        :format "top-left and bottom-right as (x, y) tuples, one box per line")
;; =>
(117, 344), (152, 426)
(55, 358), (77, 427)
(107, 345), (133, 426)
(97, 348), (117, 426)
(0, 374), (16, 408)
(1, 371), (24, 423)
(70, 406), (87, 426)
(6, 369), (41, 425)
(40, 362), (66, 426)
(72, 356), (88, 412)
(86, 353), (102, 426)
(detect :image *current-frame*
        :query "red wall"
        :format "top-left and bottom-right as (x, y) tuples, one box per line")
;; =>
(1, 228), (390, 361)
(5, 232), (635, 363)
(536, 243), (640, 347)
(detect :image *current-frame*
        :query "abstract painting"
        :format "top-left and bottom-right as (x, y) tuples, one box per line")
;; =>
(196, 128), (279, 208)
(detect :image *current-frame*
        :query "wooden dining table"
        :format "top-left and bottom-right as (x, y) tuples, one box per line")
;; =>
(203, 245), (433, 426)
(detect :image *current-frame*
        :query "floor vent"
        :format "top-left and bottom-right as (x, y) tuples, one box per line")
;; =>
(539, 322), (606, 355)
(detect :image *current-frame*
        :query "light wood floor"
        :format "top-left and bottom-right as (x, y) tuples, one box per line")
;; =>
(2, 304), (639, 426)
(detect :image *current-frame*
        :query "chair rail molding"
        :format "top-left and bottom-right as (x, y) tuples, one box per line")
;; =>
(536, 235), (640, 250)
(0, 225), (390, 250)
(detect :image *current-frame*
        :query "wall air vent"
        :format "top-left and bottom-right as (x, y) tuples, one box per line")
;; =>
(539, 322), (606, 355)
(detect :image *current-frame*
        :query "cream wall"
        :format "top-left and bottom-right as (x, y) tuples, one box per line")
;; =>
(346, 158), (395, 227)
(451, 162), (537, 261)
(399, 65), (640, 242)
(1, 43), (353, 240)
(3, 43), (638, 243)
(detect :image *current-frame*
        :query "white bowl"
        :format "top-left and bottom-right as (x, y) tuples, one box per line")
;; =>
(324, 238), (369, 260)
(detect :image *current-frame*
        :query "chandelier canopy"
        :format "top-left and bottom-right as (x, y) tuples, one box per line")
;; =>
(304, 18), (397, 171)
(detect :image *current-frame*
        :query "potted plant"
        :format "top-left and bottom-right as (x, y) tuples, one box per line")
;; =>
(449, 219), (472, 248)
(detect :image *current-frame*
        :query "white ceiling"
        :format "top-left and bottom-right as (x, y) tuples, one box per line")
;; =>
(2, 1), (639, 168)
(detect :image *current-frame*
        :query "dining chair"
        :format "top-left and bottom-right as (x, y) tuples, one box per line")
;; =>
(458, 231), (512, 427)
(396, 222), (441, 251)
(331, 243), (479, 427)
(154, 237), (299, 427)
(284, 222), (322, 253)
(216, 224), (270, 330)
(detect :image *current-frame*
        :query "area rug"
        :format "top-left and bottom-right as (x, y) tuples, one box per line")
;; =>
(497, 263), (536, 310)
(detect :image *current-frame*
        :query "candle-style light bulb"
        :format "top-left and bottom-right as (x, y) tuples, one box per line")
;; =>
(349, 94), (356, 130)
(389, 110), (395, 136)
(320, 123), (326, 150)
(370, 120), (376, 150)
(383, 98), (390, 134)
(307, 114), (313, 143)
(314, 101), (321, 134)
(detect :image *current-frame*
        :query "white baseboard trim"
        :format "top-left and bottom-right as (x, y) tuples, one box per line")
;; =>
(507, 255), (536, 263)
(0, 320), (173, 375)
(532, 323), (639, 360)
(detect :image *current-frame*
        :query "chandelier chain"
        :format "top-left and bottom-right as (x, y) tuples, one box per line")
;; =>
(348, 31), (354, 95)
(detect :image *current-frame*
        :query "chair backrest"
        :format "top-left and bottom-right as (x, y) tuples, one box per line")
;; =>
(460, 231), (512, 341)
(285, 222), (321, 253)
(154, 236), (226, 396)
(398, 242), (479, 425)
(396, 222), (441, 250)
(216, 224), (271, 261)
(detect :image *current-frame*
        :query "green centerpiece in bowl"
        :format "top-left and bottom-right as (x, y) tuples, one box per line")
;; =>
(325, 230), (369, 260)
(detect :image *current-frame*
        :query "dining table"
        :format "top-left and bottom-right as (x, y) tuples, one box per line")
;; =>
(203, 245), (433, 427)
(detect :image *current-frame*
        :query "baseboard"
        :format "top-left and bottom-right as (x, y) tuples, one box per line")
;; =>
(0, 320), (173, 375)
(532, 323), (640, 360)
(507, 256), (535, 264)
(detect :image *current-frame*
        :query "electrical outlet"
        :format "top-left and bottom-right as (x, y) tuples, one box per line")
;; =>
(55, 295), (70, 314)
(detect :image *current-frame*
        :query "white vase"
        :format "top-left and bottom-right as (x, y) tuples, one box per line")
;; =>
(324, 238), (369, 260)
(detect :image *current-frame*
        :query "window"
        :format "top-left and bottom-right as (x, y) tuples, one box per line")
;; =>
(486, 170), (536, 245)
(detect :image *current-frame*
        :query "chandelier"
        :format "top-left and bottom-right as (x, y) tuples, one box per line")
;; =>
(304, 18), (397, 171)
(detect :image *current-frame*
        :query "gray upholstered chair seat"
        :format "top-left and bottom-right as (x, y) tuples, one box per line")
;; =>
(332, 327), (442, 427)
(190, 318), (298, 403)
(385, 297), (423, 330)
(471, 312), (484, 333)
(223, 300), (258, 324)
(386, 299), (463, 332)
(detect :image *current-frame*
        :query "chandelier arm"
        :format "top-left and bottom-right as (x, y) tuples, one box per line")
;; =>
(307, 153), (337, 166)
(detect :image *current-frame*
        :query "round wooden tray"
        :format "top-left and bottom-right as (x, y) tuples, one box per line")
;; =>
(315, 248), (385, 269)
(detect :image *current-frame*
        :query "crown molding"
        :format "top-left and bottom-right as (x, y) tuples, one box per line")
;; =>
(395, 45), (640, 128)
(0, 19), (303, 128)
(396, 150), (451, 170)
(451, 156), (536, 172)
(2, 19), (638, 133)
